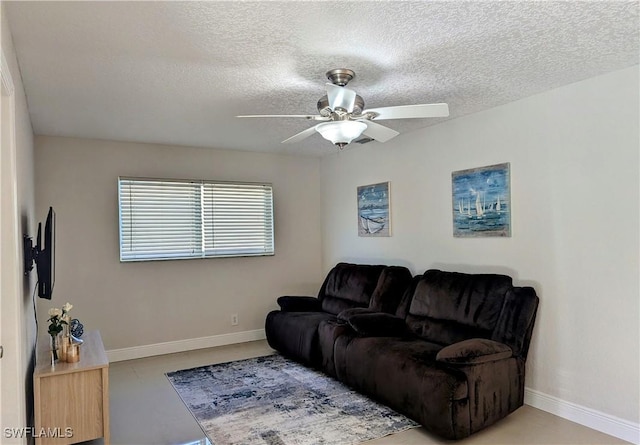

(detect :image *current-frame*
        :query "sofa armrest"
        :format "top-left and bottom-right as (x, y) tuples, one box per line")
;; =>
(436, 338), (513, 365)
(276, 296), (322, 312)
(348, 313), (408, 337)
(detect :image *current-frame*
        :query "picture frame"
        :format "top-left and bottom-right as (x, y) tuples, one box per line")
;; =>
(452, 163), (511, 237)
(357, 182), (391, 237)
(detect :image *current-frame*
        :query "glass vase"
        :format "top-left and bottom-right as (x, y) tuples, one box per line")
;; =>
(50, 333), (61, 365)
(60, 335), (71, 362)
(60, 323), (71, 362)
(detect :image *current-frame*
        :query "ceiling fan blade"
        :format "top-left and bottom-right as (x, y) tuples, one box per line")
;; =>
(281, 126), (318, 144)
(326, 83), (357, 113)
(361, 121), (400, 143)
(363, 103), (449, 120)
(237, 114), (329, 121)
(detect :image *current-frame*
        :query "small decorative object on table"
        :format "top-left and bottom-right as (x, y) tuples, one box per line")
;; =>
(70, 318), (85, 344)
(70, 318), (84, 338)
(46, 302), (73, 365)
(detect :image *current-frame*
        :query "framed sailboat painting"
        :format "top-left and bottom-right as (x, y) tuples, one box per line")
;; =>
(357, 182), (391, 237)
(452, 163), (511, 237)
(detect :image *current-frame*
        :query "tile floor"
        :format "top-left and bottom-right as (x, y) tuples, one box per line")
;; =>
(89, 340), (629, 445)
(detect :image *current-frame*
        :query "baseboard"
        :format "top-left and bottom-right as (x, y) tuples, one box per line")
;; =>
(525, 387), (640, 444)
(106, 329), (267, 363)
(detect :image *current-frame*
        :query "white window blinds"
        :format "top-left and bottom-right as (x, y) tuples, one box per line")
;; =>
(118, 178), (274, 261)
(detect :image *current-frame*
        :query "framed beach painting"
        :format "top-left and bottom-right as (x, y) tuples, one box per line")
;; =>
(357, 182), (390, 237)
(452, 163), (511, 237)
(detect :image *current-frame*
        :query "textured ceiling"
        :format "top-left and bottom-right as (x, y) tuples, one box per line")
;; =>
(5, 1), (639, 156)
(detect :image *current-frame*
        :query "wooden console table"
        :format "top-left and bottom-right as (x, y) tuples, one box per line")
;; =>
(34, 330), (110, 445)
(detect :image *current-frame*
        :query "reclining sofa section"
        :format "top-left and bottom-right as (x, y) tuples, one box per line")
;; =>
(265, 262), (413, 368)
(265, 264), (538, 440)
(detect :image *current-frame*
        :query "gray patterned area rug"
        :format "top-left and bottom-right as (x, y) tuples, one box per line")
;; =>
(166, 354), (419, 445)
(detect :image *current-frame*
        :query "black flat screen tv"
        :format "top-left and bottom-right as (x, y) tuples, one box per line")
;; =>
(23, 207), (55, 299)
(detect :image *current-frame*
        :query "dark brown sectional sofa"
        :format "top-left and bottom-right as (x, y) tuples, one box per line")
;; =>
(265, 263), (539, 440)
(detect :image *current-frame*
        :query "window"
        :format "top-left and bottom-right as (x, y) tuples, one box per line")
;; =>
(118, 177), (274, 261)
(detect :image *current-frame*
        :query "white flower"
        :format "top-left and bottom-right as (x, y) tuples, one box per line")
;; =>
(62, 302), (73, 312)
(49, 308), (62, 317)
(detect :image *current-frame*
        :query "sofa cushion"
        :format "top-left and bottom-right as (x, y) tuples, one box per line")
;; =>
(321, 296), (368, 315)
(320, 263), (385, 314)
(368, 266), (413, 313)
(436, 339), (512, 365)
(336, 307), (377, 320)
(264, 310), (335, 365)
(347, 313), (408, 337)
(410, 270), (512, 329)
(335, 336), (470, 439)
(407, 270), (512, 344)
(338, 337), (467, 399)
(405, 315), (490, 346)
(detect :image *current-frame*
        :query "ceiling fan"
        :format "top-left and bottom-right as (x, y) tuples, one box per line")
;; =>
(237, 69), (449, 149)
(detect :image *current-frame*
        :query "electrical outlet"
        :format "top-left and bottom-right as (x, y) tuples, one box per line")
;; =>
(231, 313), (239, 326)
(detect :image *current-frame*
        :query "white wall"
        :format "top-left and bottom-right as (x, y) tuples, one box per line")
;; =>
(1, 2), (37, 436)
(35, 137), (323, 351)
(321, 67), (639, 426)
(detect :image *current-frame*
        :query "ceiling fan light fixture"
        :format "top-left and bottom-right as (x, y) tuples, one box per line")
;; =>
(316, 121), (367, 148)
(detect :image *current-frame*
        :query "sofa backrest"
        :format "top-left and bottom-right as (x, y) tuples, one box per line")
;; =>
(404, 269), (513, 346)
(318, 263), (412, 316)
(318, 263), (386, 315)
